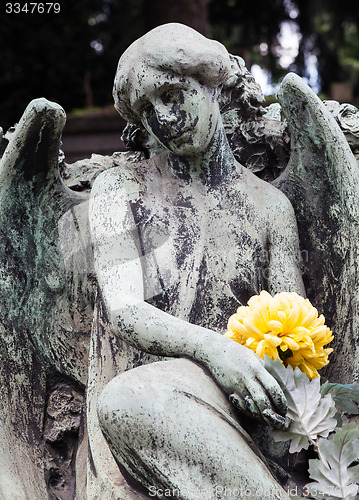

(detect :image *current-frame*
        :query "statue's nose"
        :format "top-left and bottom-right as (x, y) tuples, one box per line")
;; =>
(155, 101), (178, 127)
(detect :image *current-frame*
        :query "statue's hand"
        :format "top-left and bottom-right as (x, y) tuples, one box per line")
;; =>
(200, 337), (288, 429)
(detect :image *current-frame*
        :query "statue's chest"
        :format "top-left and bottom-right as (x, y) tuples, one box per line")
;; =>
(132, 194), (267, 328)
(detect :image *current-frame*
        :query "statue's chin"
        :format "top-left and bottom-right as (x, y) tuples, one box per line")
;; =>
(163, 136), (211, 158)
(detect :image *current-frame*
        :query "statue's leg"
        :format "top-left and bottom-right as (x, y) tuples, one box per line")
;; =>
(98, 358), (290, 500)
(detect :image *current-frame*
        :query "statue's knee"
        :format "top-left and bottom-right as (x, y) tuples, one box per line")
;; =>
(98, 362), (177, 453)
(97, 371), (147, 443)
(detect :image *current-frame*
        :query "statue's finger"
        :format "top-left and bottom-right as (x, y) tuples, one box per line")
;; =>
(262, 408), (289, 429)
(255, 374), (288, 417)
(229, 392), (261, 420)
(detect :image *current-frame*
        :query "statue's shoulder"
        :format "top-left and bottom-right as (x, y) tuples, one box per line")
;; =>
(91, 153), (163, 199)
(237, 163), (293, 214)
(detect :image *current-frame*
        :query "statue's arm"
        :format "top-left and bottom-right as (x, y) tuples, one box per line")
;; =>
(266, 194), (305, 295)
(89, 169), (226, 357)
(89, 170), (288, 426)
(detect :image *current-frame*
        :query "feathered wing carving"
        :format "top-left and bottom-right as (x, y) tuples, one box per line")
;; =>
(276, 73), (359, 383)
(0, 98), (148, 499)
(0, 99), (93, 497)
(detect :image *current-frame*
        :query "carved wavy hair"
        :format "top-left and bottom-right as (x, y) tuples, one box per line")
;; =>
(113, 23), (264, 125)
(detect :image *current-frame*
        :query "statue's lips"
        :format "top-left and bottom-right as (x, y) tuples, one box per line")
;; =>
(165, 128), (192, 143)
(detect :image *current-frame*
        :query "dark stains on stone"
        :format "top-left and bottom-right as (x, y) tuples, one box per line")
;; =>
(189, 257), (209, 324)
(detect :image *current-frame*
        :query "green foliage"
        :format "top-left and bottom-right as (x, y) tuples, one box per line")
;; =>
(293, 0), (359, 94)
(306, 425), (359, 500)
(264, 357), (337, 453)
(320, 382), (359, 414)
(265, 358), (359, 499)
(0, 0), (146, 129)
(208, 0), (289, 80)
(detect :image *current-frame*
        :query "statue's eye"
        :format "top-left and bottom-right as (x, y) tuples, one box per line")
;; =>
(161, 89), (177, 105)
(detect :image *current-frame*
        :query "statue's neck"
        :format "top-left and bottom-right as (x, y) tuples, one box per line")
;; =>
(167, 119), (237, 188)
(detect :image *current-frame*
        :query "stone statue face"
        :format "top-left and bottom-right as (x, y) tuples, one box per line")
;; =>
(132, 73), (220, 157)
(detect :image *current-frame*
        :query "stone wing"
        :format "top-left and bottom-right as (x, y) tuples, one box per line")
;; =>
(276, 73), (359, 383)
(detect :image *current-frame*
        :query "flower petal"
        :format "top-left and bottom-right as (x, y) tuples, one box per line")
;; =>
(264, 333), (282, 348)
(267, 320), (283, 334)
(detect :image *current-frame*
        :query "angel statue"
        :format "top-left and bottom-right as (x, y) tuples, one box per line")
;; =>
(87, 22), (306, 499)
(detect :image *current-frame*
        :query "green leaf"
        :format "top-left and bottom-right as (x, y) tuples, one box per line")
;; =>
(306, 424), (359, 500)
(265, 357), (337, 453)
(320, 382), (359, 414)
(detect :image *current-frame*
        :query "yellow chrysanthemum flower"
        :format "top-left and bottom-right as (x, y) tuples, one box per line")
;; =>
(225, 290), (333, 379)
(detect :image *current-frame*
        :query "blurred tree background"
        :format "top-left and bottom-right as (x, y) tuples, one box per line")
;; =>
(0, 0), (358, 130)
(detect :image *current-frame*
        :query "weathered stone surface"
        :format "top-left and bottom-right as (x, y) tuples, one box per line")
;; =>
(61, 151), (145, 193)
(44, 376), (83, 500)
(85, 299), (156, 499)
(325, 100), (359, 153)
(276, 73), (359, 383)
(89, 22), (307, 499)
(0, 98), (96, 497)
